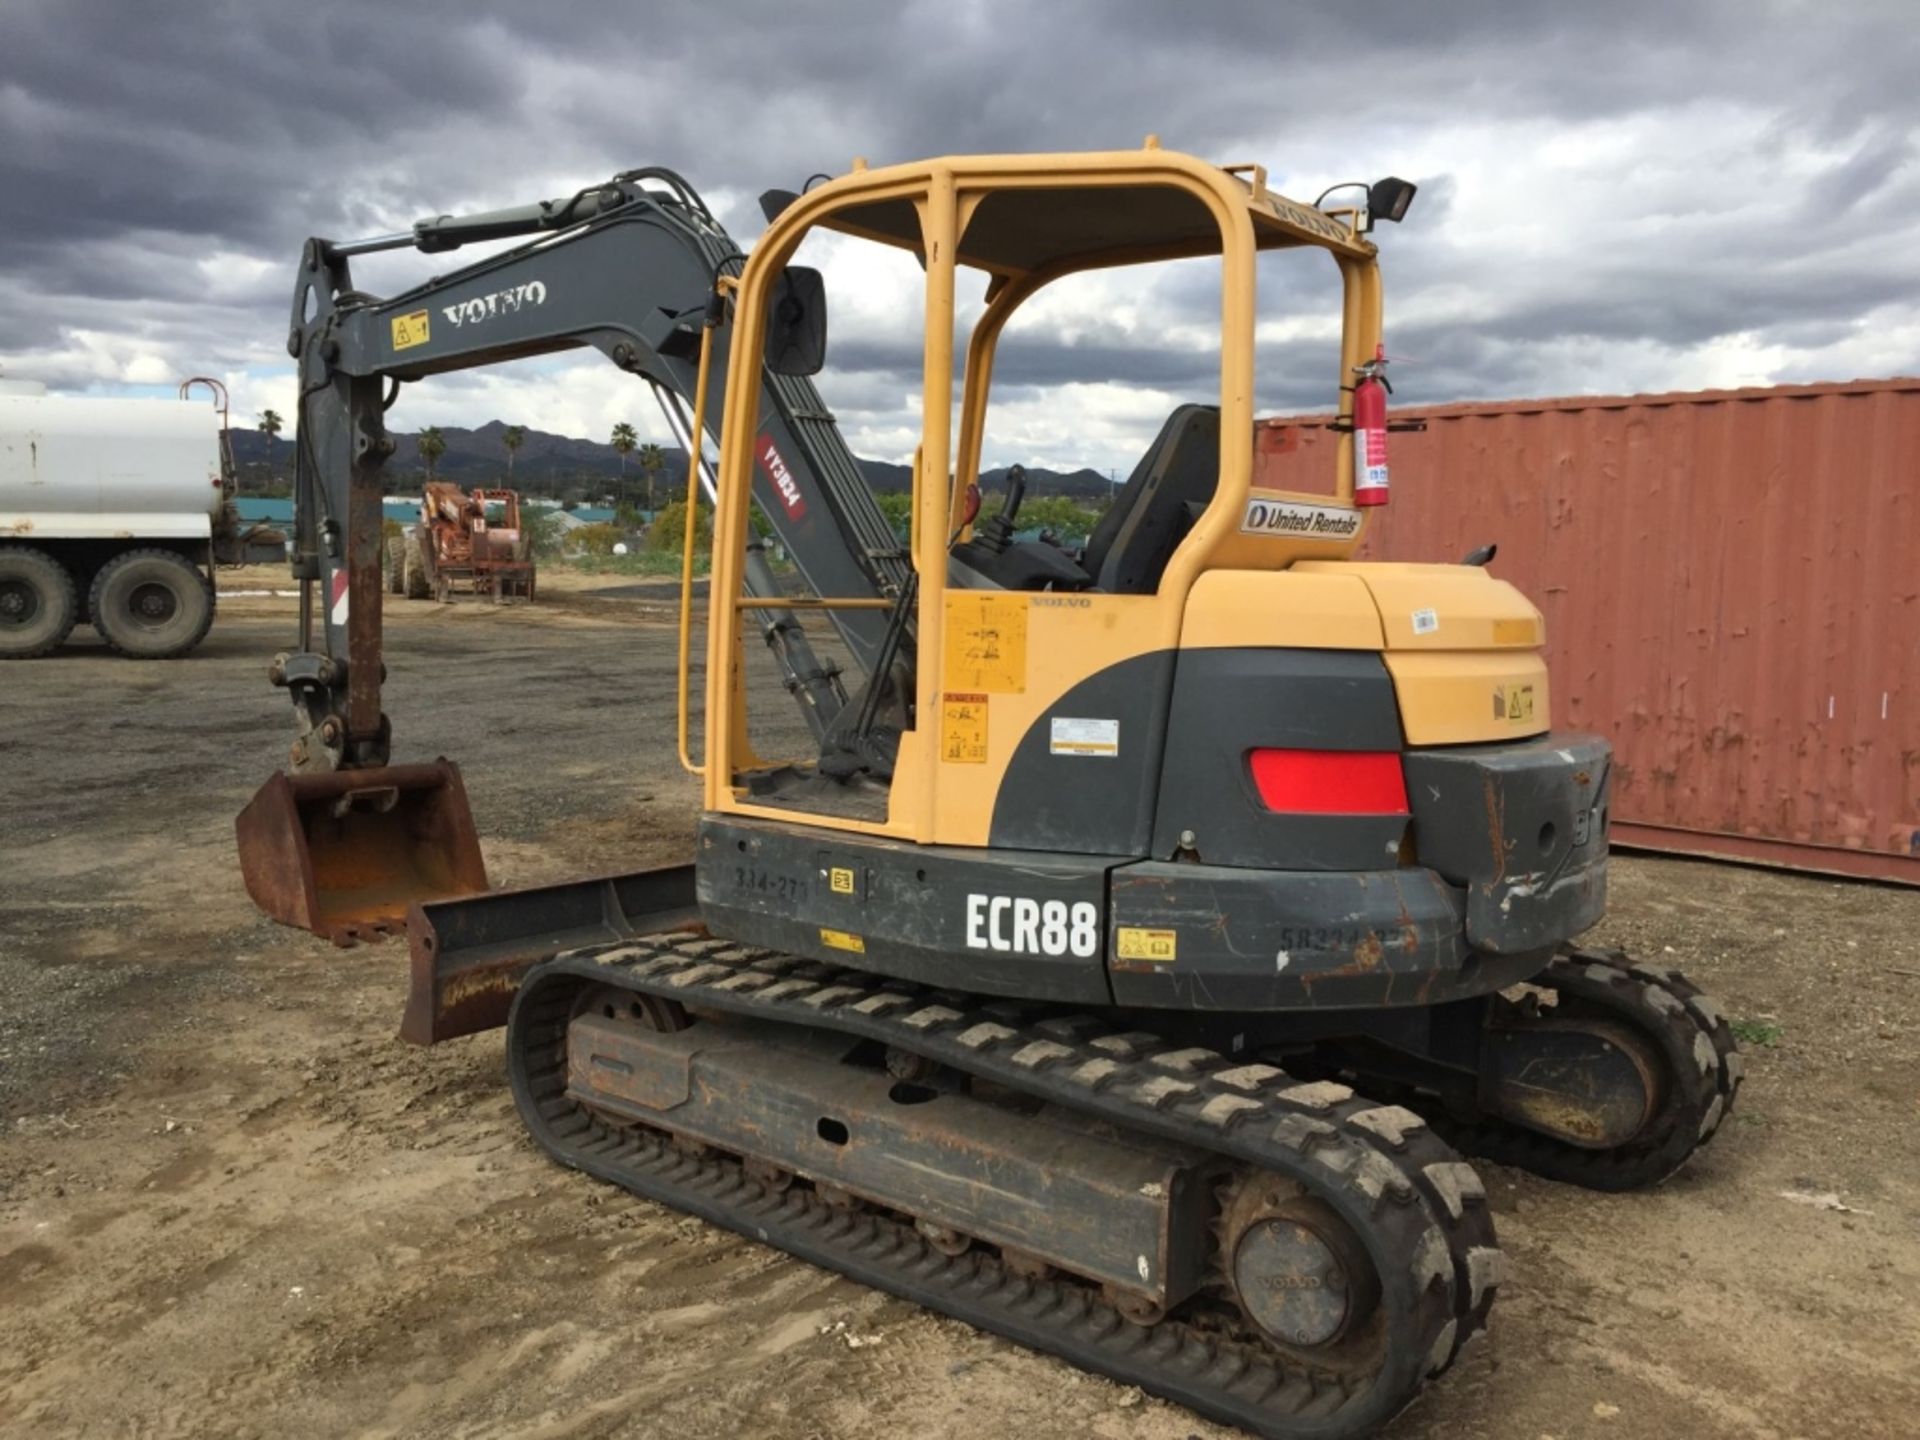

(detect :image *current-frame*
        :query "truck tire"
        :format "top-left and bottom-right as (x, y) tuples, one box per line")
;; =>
(88, 548), (215, 659)
(385, 533), (406, 594)
(0, 546), (79, 658)
(403, 529), (432, 600)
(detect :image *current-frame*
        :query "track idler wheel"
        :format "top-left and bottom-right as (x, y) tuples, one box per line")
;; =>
(1464, 947), (1744, 1190)
(1486, 1011), (1665, 1150)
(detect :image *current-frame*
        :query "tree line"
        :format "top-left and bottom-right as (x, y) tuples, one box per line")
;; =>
(243, 410), (682, 511)
(244, 412), (1109, 538)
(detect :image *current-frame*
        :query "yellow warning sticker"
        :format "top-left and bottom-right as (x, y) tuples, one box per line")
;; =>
(391, 309), (431, 350)
(1492, 617), (1540, 646)
(942, 592), (1027, 694)
(829, 866), (856, 895)
(1115, 927), (1178, 964)
(819, 927), (866, 954)
(940, 692), (989, 764)
(1496, 683), (1536, 723)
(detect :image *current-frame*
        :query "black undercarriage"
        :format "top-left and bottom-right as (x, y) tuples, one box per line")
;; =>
(506, 931), (1739, 1439)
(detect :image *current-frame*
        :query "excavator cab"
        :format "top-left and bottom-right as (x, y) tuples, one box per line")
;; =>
(694, 151), (1405, 840)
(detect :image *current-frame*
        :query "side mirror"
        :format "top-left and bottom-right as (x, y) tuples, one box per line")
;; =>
(766, 266), (828, 376)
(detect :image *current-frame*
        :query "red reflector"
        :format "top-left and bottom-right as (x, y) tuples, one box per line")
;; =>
(1248, 749), (1408, 815)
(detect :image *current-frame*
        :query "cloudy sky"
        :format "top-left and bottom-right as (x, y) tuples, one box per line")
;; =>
(4, 0), (1917, 473)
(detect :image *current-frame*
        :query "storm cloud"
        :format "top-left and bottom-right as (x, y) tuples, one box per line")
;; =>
(3, 0), (1917, 470)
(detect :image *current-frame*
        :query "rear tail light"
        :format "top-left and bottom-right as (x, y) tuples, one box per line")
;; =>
(1248, 748), (1408, 815)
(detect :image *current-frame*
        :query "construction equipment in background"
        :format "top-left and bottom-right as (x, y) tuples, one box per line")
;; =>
(238, 151), (1742, 1438)
(0, 376), (285, 658)
(395, 482), (537, 603)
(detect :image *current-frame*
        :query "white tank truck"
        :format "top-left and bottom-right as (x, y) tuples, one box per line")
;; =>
(0, 377), (284, 658)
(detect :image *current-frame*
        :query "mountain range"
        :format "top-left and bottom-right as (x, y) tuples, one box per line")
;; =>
(225, 421), (1115, 502)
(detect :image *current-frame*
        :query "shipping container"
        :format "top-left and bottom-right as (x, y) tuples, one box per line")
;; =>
(1255, 378), (1920, 884)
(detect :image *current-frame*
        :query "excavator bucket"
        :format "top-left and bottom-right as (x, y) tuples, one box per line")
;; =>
(235, 760), (488, 946)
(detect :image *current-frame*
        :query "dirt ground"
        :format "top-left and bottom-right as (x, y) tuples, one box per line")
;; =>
(3, 578), (1918, 1440)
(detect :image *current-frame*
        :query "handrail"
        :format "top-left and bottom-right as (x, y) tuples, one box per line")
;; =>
(730, 596), (894, 611)
(676, 287), (730, 776)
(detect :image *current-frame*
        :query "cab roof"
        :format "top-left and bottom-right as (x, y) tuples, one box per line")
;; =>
(810, 149), (1375, 278)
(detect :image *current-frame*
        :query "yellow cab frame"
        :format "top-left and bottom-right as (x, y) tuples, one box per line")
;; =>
(691, 142), (1386, 845)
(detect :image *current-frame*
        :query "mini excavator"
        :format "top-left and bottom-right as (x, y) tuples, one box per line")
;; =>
(236, 147), (1741, 1439)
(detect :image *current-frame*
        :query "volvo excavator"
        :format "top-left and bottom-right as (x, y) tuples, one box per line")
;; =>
(234, 147), (1742, 1439)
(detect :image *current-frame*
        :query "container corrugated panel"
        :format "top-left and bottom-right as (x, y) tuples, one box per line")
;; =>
(1254, 379), (1920, 884)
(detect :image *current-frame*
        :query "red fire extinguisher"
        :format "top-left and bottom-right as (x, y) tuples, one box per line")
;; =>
(1352, 345), (1391, 507)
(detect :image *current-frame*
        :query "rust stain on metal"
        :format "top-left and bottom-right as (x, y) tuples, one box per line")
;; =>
(1481, 774), (1509, 885)
(441, 967), (521, 1011)
(1259, 377), (1920, 885)
(1307, 931), (1386, 985)
(235, 760), (489, 944)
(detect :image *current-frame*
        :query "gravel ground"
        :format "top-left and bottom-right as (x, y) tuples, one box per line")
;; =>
(2, 584), (1918, 1440)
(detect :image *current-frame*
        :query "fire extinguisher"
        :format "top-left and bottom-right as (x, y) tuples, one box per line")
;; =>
(1352, 345), (1391, 507)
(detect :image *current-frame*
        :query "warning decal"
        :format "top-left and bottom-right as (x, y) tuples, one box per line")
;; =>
(1495, 683), (1536, 723)
(1049, 716), (1118, 757)
(941, 692), (989, 764)
(942, 592), (1027, 694)
(328, 569), (350, 626)
(1115, 927), (1178, 965)
(756, 434), (808, 520)
(390, 309), (431, 351)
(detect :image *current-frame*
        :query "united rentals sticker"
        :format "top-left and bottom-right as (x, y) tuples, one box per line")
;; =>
(1240, 498), (1362, 539)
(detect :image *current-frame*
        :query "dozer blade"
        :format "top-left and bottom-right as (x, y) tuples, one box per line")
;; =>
(235, 760), (489, 947)
(401, 863), (698, 1045)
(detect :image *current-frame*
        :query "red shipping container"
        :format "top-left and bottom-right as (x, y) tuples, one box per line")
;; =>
(1254, 379), (1920, 884)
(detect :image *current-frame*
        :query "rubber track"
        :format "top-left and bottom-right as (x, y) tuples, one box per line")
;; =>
(1416, 946), (1744, 1191)
(506, 934), (1507, 1440)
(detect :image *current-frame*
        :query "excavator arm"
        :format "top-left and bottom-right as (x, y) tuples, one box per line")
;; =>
(239, 168), (908, 941)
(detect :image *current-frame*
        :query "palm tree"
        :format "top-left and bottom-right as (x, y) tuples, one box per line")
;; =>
(257, 409), (283, 489)
(609, 422), (638, 511)
(637, 442), (665, 512)
(501, 424), (526, 482)
(416, 426), (447, 481)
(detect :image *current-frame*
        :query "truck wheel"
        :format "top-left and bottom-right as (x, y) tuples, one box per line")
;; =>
(0, 546), (79, 658)
(385, 534), (406, 594)
(403, 530), (432, 599)
(88, 548), (215, 659)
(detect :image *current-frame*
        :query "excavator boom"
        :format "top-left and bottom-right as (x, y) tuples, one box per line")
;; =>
(239, 168), (902, 942)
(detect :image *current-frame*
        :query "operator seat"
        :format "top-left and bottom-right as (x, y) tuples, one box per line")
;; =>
(1080, 405), (1220, 594)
